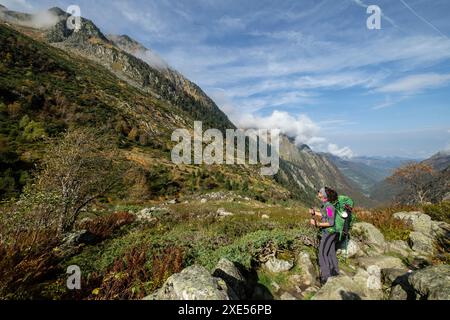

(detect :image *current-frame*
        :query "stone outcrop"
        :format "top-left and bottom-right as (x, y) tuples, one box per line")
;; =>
(148, 265), (237, 300)
(212, 258), (246, 299)
(352, 222), (387, 253)
(312, 268), (383, 300)
(408, 265), (450, 300)
(264, 257), (294, 273)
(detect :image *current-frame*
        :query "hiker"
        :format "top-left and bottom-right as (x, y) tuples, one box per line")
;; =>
(309, 187), (340, 285)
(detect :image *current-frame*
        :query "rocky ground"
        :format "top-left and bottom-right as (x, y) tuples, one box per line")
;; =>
(140, 208), (449, 300)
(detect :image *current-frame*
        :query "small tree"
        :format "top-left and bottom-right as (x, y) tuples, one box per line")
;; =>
(1, 128), (128, 240)
(388, 162), (435, 205)
(38, 128), (127, 234)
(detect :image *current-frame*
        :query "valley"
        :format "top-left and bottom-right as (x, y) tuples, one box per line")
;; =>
(0, 5), (448, 301)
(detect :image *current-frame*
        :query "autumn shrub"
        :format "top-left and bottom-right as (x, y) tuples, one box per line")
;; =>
(421, 201), (450, 224)
(0, 229), (61, 299)
(150, 246), (184, 291)
(78, 211), (135, 240)
(81, 245), (184, 300)
(355, 206), (415, 241)
(88, 246), (151, 300)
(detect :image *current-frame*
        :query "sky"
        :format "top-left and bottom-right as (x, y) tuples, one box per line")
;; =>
(2, 0), (450, 159)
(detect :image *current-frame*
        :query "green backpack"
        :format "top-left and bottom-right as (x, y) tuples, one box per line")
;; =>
(331, 195), (356, 241)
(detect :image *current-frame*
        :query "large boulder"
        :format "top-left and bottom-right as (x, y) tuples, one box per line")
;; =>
(264, 257), (294, 273)
(212, 258), (246, 299)
(336, 239), (362, 259)
(149, 265), (236, 300)
(408, 231), (434, 255)
(382, 269), (416, 300)
(356, 255), (406, 272)
(312, 268), (382, 300)
(431, 220), (450, 238)
(352, 223), (386, 253)
(387, 240), (413, 257)
(408, 265), (450, 300)
(393, 211), (432, 234)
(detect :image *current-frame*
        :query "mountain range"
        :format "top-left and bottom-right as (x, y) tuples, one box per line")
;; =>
(0, 5), (445, 208)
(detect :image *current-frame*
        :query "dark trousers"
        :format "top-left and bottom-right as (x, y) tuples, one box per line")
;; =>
(318, 232), (339, 282)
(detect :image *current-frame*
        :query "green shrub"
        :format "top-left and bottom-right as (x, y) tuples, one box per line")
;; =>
(422, 202), (450, 224)
(22, 120), (46, 141)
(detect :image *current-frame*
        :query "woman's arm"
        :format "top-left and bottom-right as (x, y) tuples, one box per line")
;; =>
(310, 220), (332, 228)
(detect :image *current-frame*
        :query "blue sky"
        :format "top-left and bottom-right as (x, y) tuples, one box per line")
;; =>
(3, 0), (450, 158)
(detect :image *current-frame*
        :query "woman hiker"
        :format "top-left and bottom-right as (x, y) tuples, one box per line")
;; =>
(309, 187), (340, 285)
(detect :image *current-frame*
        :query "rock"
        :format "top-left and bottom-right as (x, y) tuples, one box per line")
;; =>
(212, 258), (246, 299)
(55, 230), (99, 259)
(135, 207), (156, 222)
(352, 222), (386, 253)
(431, 220), (450, 238)
(303, 286), (319, 298)
(264, 257), (294, 273)
(200, 198), (207, 204)
(387, 240), (413, 257)
(442, 192), (450, 202)
(149, 265), (236, 300)
(390, 284), (411, 300)
(295, 251), (318, 286)
(393, 211), (432, 234)
(280, 292), (296, 300)
(167, 199), (177, 204)
(382, 269), (416, 300)
(271, 282), (281, 293)
(408, 265), (450, 300)
(261, 214), (270, 219)
(62, 229), (98, 246)
(366, 265), (382, 290)
(382, 268), (410, 286)
(312, 268), (382, 300)
(336, 239), (362, 258)
(216, 208), (234, 217)
(356, 255), (405, 271)
(408, 231), (434, 255)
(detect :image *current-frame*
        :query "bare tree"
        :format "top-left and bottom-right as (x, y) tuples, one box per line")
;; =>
(388, 162), (435, 205)
(30, 128), (127, 235)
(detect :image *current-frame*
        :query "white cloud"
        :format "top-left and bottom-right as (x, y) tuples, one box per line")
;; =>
(130, 49), (169, 71)
(223, 109), (354, 158)
(235, 111), (321, 146)
(328, 143), (354, 158)
(0, 5), (59, 29)
(376, 73), (450, 94)
(1, 0), (34, 11)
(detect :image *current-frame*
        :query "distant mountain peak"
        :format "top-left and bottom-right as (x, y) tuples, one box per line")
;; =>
(47, 7), (67, 17)
(107, 34), (169, 71)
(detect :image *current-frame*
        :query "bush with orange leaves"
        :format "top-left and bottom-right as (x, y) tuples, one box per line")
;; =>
(355, 205), (416, 241)
(388, 162), (435, 205)
(0, 230), (61, 299)
(78, 211), (135, 241)
(78, 246), (185, 300)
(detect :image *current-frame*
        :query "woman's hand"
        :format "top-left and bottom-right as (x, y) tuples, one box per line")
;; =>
(312, 208), (322, 217)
